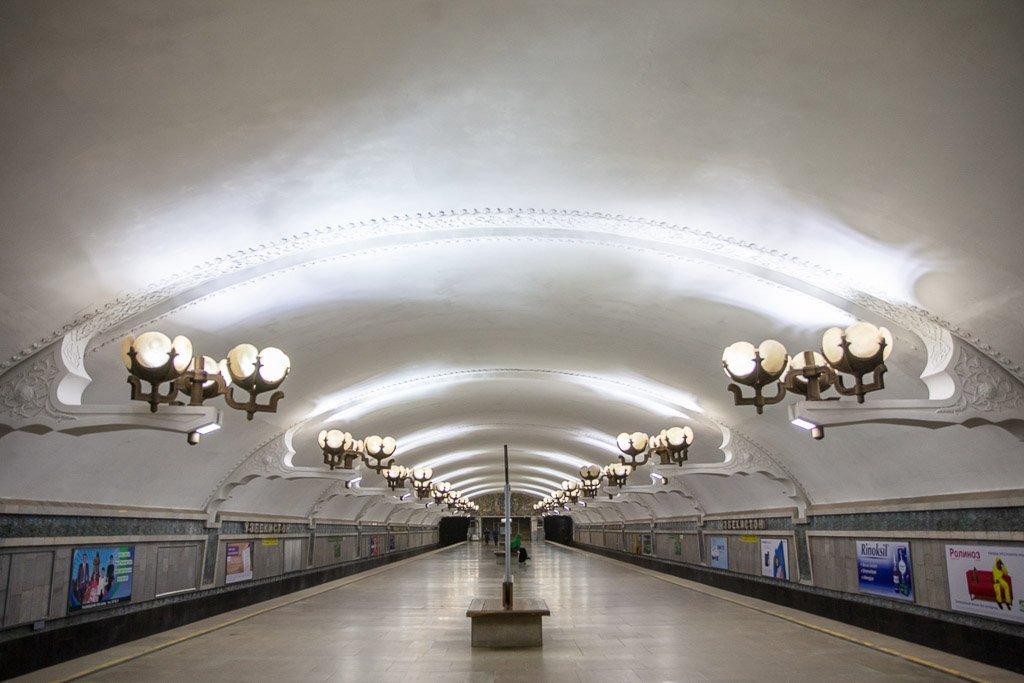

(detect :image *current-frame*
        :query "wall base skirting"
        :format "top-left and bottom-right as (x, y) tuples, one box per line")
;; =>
(564, 541), (1024, 676)
(0, 545), (437, 680)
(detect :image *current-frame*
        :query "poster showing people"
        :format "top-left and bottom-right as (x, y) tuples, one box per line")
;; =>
(225, 541), (253, 584)
(760, 538), (789, 580)
(709, 536), (728, 569)
(68, 546), (134, 611)
(856, 540), (914, 602)
(945, 544), (1023, 624)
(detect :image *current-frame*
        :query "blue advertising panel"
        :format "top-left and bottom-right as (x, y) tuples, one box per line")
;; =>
(856, 539), (914, 602)
(760, 538), (789, 580)
(69, 546), (134, 611)
(708, 536), (728, 569)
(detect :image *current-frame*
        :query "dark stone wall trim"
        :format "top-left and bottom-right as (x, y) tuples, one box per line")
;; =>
(0, 544), (437, 680)
(0, 514), (205, 538)
(566, 541), (1024, 675)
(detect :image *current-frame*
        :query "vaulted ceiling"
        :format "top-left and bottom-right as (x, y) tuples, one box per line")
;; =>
(1, 1), (1022, 525)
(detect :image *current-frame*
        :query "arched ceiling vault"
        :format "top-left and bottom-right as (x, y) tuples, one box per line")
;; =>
(1, 2), (1022, 523)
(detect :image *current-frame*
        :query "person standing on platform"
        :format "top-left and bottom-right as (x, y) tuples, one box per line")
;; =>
(483, 528), (489, 545)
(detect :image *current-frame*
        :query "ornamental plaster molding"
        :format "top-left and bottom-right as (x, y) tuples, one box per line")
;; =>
(682, 424), (812, 521)
(306, 481), (351, 522)
(203, 430), (353, 526)
(938, 344), (1024, 415)
(653, 481), (708, 519)
(2, 208), (1019, 386)
(0, 336), (218, 438)
(0, 354), (61, 421)
(791, 334), (1024, 440)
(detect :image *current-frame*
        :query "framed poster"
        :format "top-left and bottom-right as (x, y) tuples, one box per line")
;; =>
(945, 544), (1023, 624)
(857, 540), (914, 601)
(760, 538), (789, 580)
(641, 533), (652, 556)
(69, 546), (134, 612)
(225, 541), (253, 584)
(708, 536), (728, 569)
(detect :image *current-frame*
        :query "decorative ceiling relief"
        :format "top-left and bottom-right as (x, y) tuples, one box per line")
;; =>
(684, 425), (812, 521)
(3, 209), (1019, 390)
(0, 336), (217, 437)
(792, 335), (1024, 440)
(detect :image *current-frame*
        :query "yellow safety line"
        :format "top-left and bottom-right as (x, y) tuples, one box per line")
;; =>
(555, 543), (991, 683)
(52, 543), (464, 682)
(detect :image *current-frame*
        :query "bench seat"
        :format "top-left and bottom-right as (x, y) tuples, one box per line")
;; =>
(466, 598), (550, 647)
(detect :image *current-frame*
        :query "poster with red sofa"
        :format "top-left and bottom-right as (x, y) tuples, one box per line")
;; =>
(945, 544), (1023, 624)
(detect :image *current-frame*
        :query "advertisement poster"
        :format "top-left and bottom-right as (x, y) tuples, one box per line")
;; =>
(760, 538), (789, 580)
(369, 536), (378, 557)
(641, 533), (652, 556)
(709, 536), (728, 569)
(945, 544), (1023, 624)
(225, 542), (253, 584)
(69, 546), (134, 612)
(857, 540), (914, 601)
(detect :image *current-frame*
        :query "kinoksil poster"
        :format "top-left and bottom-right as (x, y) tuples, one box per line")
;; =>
(856, 540), (914, 602)
(708, 536), (728, 569)
(760, 538), (789, 580)
(225, 541), (254, 584)
(69, 546), (134, 612)
(945, 544), (1023, 624)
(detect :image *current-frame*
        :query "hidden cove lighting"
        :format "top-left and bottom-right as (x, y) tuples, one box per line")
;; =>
(790, 417), (824, 440)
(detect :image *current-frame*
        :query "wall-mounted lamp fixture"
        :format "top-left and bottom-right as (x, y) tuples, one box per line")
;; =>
(723, 321), (892, 438)
(382, 464), (411, 491)
(411, 467), (434, 499)
(560, 479), (581, 503)
(222, 344), (290, 420)
(578, 464), (605, 498)
(431, 481), (451, 505)
(605, 461), (633, 487)
(120, 331), (290, 443)
(618, 427), (694, 467)
(318, 429), (397, 471)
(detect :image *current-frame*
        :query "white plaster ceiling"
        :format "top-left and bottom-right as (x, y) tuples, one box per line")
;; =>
(1, 1), (1022, 522)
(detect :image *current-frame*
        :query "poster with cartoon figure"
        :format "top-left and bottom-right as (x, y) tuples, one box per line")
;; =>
(857, 540), (914, 602)
(945, 544), (1023, 624)
(760, 538), (788, 580)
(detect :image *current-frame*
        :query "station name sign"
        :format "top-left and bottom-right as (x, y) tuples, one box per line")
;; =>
(719, 518), (767, 530)
(243, 521), (288, 535)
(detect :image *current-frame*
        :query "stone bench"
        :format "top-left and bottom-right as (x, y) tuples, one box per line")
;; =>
(466, 597), (550, 648)
(493, 550), (505, 564)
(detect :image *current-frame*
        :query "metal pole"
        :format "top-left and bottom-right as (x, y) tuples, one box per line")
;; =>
(502, 444), (513, 608)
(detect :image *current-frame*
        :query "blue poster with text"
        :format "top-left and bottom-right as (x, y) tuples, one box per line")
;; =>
(856, 540), (913, 602)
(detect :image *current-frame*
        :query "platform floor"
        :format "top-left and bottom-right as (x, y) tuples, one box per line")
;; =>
(19, 542), (1022, 683)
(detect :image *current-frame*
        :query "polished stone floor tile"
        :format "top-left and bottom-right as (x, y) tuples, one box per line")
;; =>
(17, 542), (1023, 682)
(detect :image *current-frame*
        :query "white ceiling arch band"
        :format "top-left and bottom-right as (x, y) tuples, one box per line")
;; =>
(16, 208), (1016, 398)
